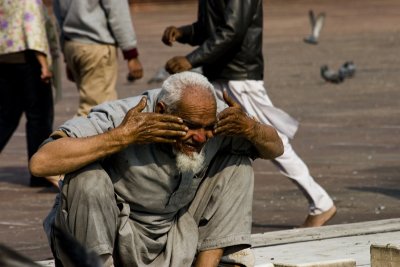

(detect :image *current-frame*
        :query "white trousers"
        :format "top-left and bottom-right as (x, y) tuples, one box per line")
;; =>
(213, 80), (334, 215)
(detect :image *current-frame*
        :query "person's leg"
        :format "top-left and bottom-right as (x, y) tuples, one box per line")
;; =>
(189, 153), (255, 267)
(22, 52), (54, 186)
(214, 80), (335, 226)
(46, 162), (119, 267)
(272, 134), (336, 226)
(0, 63), (24, 152)
(64, 41), (118, 116)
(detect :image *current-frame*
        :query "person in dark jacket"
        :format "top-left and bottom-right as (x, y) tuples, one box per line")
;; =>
(162, 0), (336, 227)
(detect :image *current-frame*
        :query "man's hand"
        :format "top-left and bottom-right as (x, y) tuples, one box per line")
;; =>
(215, 91), (284, 159)
(127, 58), (144, 82)
(165, 56), (192, 74)
(213, 90), (255, 138)
(162, 26), (183, 46)
(116, 97), (188, 145)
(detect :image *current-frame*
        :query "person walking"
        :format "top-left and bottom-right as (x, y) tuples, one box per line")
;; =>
(0, 0), (58, 187)
(161, 0), (336, 227)
(53, 0), (144, 116)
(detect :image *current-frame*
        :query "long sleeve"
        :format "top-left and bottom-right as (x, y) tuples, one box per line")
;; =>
(100, 0), (139, 59)
(186, 0), (256, 67)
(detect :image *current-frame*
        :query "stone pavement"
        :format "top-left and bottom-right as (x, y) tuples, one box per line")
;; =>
(1, 0), (399, 262)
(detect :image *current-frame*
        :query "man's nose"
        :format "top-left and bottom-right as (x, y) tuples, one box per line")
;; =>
(192, 128), (212, 143)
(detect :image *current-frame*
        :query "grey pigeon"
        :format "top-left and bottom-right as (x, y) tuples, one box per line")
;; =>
(304, 10), (326, 45)
(338, 61), (356, 78)
(147, 67), (170, 84)
(147, 66), (203, 84)
(320, 65), (344, 84)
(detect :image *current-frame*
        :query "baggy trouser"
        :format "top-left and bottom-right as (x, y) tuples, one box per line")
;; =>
(213, 80), (334, 215)
(44, 153), (255, 266)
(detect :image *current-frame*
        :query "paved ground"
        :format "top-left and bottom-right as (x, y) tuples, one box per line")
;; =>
(0, 0), (399, 261)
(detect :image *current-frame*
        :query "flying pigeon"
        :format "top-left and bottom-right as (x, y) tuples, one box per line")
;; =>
(304, 10), (326, 45)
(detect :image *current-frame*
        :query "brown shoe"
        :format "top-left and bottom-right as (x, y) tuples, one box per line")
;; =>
(300, 205), (337, 228)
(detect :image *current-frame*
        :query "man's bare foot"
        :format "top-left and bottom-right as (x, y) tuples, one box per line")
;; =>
(300, 205), (337, 228)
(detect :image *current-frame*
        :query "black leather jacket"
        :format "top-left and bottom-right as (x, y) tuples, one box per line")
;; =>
(179, 0), (264, 81)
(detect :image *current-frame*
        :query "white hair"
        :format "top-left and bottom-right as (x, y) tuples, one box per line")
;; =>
(157, 71), (216, 112)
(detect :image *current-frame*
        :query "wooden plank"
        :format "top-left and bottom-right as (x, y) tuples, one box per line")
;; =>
(252, 219), (400, 248)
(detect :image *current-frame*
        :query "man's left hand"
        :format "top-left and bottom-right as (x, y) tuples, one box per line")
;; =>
(214, 90), (256, 138)
(165, 56), (192, 74)
(127, 58), (144, 81)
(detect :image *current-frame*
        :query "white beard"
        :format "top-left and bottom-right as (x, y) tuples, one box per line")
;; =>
(175, 150), (205, 174)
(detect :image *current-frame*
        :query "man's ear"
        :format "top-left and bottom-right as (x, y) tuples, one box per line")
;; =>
(155, 101), (167, 114)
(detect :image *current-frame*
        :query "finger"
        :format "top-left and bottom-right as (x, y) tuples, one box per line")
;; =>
(144, 128), (187, 137)
(132, 97), (147, 113)
(222, 90), (239, 108)
(155, 114), (184, 124)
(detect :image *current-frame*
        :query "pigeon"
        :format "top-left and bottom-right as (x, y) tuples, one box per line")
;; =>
(304, 10), (326, 45)
(320, 65), (344, 84)
(338, 61), (356, 78)
(147, 67), (170, 84)
(147, 66), (203, 84)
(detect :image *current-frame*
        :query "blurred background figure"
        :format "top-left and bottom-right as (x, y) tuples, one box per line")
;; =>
(0, 0), (59, 187)
(53, 0), (144, 116)
(162, 0), (336, 227)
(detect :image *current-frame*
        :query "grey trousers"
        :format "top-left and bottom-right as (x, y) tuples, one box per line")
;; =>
(44, 153), (255, 267)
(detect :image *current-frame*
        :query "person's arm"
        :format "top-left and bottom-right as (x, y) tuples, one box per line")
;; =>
(29, 97), (188, 177)
(163, 0), (257, 73)
(214, 91), (283, 160)
(187, 0), (257, 67)
(100, 0), (143, 80)
(34, 51), (52, 82)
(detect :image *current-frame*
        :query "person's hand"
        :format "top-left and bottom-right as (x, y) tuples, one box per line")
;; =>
(165, 56), (192, 74)
(214, 90), (256, 138)
(162, 26), (183, 46)
(40, 66), (52, 83)
(116, 97), (188, 145)
(127, 58), (144, 82)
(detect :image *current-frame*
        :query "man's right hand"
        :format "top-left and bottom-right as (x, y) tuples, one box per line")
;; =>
(162, 26), (183, 46)
(116, 97), (188, 145)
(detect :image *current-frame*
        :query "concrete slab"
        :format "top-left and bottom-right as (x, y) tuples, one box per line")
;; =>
(253, 219), (400, 267)
(273, 259), (356, 267)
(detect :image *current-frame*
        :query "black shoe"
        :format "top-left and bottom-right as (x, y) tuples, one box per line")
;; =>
(30, 176), (54, 187)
